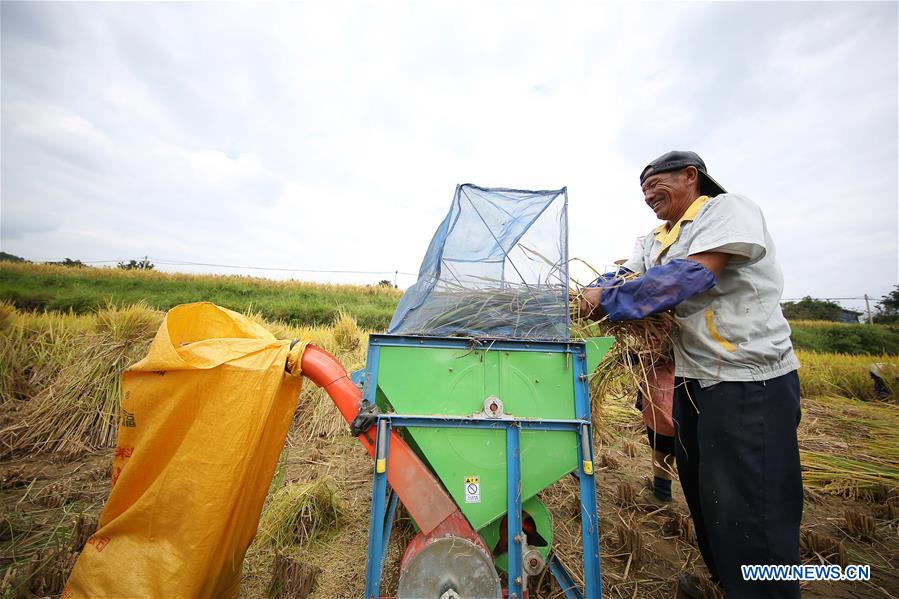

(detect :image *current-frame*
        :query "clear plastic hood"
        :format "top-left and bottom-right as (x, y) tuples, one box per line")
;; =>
(389, 183), (569, 340)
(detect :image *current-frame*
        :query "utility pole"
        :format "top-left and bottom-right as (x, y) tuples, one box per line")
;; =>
(394, 270), (398, 289)
(864, 294), (873, 324)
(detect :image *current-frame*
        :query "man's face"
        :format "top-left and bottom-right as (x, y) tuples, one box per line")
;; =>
(641, 167), (697, 224)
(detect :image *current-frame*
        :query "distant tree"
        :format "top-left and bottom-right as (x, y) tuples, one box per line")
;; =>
(781, 296), (843, 321)
(377, 279), (396, 288)
(0, 252), (25, 262)
(118, 256), (155, 270)
(874, 285), (899, 324)
(58, 258), (86, 267)
(877, 286), (899, 315)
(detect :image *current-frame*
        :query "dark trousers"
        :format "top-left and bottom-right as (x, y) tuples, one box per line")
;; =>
(673, 371), (803, 598)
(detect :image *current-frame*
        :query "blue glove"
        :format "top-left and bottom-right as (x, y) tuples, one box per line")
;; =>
(598, 259), (716, 321)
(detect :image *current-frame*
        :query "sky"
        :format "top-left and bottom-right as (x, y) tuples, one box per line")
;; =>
(2, 1), (897, 314)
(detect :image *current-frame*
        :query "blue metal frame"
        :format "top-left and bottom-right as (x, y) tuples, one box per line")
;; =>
(368, 333), (586, 354)
(381, 489), (399, 575)
(573, 346), (603, 597)
(549, 553), (584, 599)
(506, 423), (524, 598)
(361, 335), (603, 599)
(364, 418), (391, 599)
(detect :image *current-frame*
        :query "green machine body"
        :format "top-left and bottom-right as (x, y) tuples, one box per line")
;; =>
(363, 334), (614, 536)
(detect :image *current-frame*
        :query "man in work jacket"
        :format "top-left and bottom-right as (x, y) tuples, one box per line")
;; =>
(580, 150), (802, 599)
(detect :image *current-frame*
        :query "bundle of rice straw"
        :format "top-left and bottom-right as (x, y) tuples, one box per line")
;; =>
(570, 271), (679, 412)
(405, 285), (568, 339)
(0, 303), (160, 457)
(256, 478), (346, 550)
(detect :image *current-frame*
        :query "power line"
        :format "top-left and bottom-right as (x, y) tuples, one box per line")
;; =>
(53, 258), (419, 277)
(153, 258), (416, 276)
(36, 260), (887, 299)
(781, 297), (866, 301)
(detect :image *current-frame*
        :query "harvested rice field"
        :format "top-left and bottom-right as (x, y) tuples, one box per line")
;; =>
(1, 302), (897, 598)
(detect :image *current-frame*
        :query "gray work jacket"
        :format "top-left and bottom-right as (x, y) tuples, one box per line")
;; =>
(624, 193), (800, 382)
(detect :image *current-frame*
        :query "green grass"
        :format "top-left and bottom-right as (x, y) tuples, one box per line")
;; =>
(3, 263), (898, 355)
(0, 263), (402, 330)
(790, 320), (899, 355)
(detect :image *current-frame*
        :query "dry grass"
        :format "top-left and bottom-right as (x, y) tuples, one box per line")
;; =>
(0, 307), (94, 407)
(255, 478), (346, 550)
(3, 300), (899, 598)
(0, 261), (403, 297)
(616, 481), (637, 509)
(795, 350), (898, 401)
(600, 453), (620, 471)
(0, 303), (161, 457)
(332, 311), (362, 352)
(0, 304), (372, 458)
(790, 319), (857, 329)
(801, 529), (848, 567)
(70, 513), (98, 552)
(622, 440), (639, 458)
(612, 516), (644, 568)
(569, 288), (678, 449)
(21, 548), (77, 597)
(400, 286), (569, 339)
(0, 301), (16, 335)
(267, 553), (321, 599)
(798, 395), (899, 496)
(0, 503), (101, 599)
(241, 436), (395, 599)
(0, 466), (27, 490)
(662, 511), (695, 545)
(35, 481), (77, 509)
(843, 509), (878, 542)
(0, 302), (376, 597)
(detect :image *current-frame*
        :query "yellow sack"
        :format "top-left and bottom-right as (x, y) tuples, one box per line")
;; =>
(65, 303), (306, 599)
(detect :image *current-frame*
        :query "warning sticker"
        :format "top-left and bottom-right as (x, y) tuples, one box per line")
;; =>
(464, 476), (481, 503)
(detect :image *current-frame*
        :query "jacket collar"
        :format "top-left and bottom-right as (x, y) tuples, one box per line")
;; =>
(653, 195), (710, 259)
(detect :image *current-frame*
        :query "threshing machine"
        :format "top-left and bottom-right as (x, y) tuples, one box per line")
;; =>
(301, 184), (612, 598)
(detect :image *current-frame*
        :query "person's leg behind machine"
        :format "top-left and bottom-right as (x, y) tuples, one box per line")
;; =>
(644, 359), (677, 504)
(647, 426), (676, 502)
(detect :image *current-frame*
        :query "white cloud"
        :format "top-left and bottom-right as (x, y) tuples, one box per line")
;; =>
(1, 1), (896, 310)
